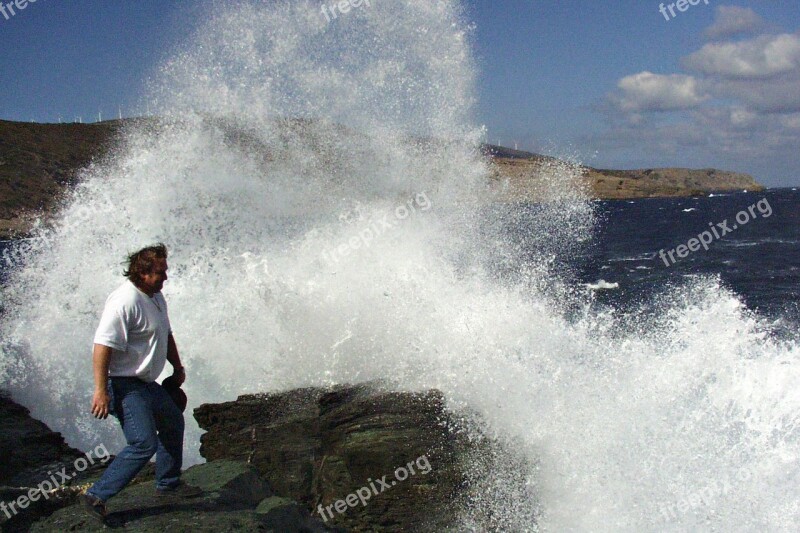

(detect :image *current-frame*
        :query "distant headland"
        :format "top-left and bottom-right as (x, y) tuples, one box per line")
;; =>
(485, 144), (765, 202)
(0, 119), (765, 239)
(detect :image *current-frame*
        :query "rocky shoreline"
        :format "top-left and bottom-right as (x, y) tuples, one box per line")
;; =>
(485, 145), (764, 201)
(1, 383), (534, 531)
(0, 119), (765, 240)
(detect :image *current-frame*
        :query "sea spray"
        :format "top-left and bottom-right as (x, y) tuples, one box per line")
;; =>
(1, 1), (798, 531)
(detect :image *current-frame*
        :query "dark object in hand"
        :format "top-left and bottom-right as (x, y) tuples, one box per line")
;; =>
(161, 375), (188, 412)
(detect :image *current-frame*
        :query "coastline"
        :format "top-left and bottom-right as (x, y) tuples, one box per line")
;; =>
(0, 119), (766, 239)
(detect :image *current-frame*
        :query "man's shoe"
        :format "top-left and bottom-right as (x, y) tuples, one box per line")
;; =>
(80, 492), (107, 524)
(155, 481), (203, 498)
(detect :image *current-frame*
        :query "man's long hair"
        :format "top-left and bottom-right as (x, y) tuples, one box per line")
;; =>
(123, 244), (168, 284)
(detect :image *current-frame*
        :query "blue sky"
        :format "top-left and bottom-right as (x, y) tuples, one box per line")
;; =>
(1, 0), (798, 186)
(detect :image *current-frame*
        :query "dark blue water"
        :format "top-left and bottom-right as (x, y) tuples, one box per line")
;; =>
(576, 188), (800, 326)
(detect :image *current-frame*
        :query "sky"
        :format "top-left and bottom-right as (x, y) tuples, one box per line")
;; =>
(0, 0), (798, 186)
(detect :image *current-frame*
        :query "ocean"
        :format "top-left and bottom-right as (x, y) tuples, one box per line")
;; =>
(578, 189), (800, 335)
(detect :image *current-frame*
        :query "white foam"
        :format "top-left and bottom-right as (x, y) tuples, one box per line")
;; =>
(586, 280), (619, 290)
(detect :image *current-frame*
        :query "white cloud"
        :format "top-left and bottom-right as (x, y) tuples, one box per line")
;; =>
(711, 77), (800, 113)
(585, 104), (800, 184)
(684, 33), (800, 79)
(780, 113), (800, 129)
(593, 17), (800, 183)
(614, 71), (708, 112)
(728, 106), (758, 127)
(705, 6), (766, 40)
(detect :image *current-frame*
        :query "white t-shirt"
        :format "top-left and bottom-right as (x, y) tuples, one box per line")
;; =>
(93, 280), (173, 383)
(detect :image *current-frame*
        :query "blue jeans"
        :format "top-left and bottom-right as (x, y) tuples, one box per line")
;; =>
(87, 377), (184, 502)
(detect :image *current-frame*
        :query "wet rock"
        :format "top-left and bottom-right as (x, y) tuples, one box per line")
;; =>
(194, 382), (531, 532)
(181, 459), (271, 507)
(5, 384), (535, 531)
(28, 460), (337, 532)
(256, 496), (344, 532)
(0, 392), (83, 487)
(0, 391), (90, 532)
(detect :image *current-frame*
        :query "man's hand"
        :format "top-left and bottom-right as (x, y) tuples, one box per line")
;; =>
(91, 389), (111, 419)
(172, 366), (186, 386)
(91, 344), (113, 420)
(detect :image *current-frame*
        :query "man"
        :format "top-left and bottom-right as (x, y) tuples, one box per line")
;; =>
(81, 244), (201, 523)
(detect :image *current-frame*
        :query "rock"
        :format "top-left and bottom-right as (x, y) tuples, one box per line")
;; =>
(256, 496), (345, 532)
(0, 391), (330, 532)
(28, 461), (337, 532)
(194, 382), (535, 532)
(4, 383), (534, 531)
(256, 495), (296, 514)
(0, 391), (83, 487)
(181, 459), (271, 507)
(0, 391), (92, 532)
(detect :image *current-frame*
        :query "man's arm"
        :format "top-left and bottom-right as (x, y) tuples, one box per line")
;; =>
(91, 344), (112, 419)
(167, 333), (186, 386)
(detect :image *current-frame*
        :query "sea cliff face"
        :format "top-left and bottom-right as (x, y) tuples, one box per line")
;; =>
(0, 120), (766, 239)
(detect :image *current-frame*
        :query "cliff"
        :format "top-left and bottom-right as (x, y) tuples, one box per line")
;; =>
(0, 119), (766, 238)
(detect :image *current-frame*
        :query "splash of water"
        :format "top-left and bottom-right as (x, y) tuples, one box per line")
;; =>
(1, 1), (799, 531)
